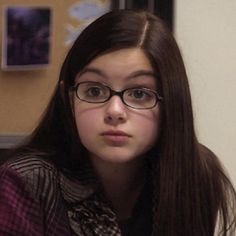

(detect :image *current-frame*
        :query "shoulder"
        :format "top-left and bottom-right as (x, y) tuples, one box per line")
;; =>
(0, 154), (60, 200)
(0, 155), (72, 235)
(198, 145), (236, 234)
(5, 154), (58, 174)
(198, 144), (225, 180)
(198, 143), (236, 197)
(198, 144), (226, 176)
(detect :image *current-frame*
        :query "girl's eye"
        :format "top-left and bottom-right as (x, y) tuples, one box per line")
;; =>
(129, 89), (151, 100)
(132, 89), (146, 99)
(87, 86), (102, 97)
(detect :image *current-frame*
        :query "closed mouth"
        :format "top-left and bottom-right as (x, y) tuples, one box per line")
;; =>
(100, 130), (131, 145)
(101, 130), (131, 137)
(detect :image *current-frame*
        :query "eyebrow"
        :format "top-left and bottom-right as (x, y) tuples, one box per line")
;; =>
(77, 67), (157, 80)
(127, 70), (157, 80)
(77, 67), (108, 78)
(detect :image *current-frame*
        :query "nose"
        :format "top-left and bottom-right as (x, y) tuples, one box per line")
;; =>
(104, 95), (127, 125)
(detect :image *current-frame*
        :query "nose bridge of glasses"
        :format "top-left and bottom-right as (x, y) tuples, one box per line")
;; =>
(108, 88), (125, 103)
(104, 89), (129, 110)
(110, 88), (124, 99)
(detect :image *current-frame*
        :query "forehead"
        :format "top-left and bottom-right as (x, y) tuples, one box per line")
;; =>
(75, 48), (156, 86)
(87, 48), (153, 71)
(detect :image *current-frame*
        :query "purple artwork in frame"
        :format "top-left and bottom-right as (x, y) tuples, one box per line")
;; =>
(2, 6), (52, 70)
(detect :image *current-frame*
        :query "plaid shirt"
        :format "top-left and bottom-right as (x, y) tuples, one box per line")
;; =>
(0, 155), (153, 236)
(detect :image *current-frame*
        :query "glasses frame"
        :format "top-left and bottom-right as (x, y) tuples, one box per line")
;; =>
(71, 81), (163, 110)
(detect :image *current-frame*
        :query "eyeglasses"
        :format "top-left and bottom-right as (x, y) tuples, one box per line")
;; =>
(71, 81), (163, 109)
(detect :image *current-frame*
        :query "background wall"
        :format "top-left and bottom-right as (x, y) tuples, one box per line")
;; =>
(0, 0), (74, 135)
(0, 0), (109, 146)
(175, 0), (236, 186)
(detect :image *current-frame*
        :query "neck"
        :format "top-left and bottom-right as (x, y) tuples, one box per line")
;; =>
(90, 157), (147, 220)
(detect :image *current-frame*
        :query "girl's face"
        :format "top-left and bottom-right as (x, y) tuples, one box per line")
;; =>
(73, 48), (161, 165)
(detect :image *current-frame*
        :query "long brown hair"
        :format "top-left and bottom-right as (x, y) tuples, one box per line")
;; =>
(10, 10), (236, 235)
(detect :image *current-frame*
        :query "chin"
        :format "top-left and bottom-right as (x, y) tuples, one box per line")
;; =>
(90, 149), (145, 165)
(104, 156), (136, 164)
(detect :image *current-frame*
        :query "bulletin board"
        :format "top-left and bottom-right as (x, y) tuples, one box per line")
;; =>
(0, 0), (110, 143)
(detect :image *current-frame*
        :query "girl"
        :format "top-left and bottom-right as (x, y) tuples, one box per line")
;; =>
(0, 10), (235, 236)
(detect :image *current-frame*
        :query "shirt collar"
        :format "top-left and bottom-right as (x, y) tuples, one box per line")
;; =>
(59, 162), (99, 203)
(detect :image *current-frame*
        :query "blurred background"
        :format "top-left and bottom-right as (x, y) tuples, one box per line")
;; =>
(0, 0), (235, 186)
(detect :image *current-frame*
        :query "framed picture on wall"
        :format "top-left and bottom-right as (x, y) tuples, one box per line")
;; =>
(111, 0), (173, 30)
(1, 6), (52, 70)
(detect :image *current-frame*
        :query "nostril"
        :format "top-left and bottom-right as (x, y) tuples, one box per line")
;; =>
(107, 116), (112, 121)
(105, 115), (114, 123)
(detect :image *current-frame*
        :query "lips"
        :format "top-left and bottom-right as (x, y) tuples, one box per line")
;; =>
(101, 130), (131, 145)
(101, 130), (130, 137)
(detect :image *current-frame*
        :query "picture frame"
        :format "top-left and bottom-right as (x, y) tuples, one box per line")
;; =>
(1, 6), (52, 70)
(111, 0), (173, 30)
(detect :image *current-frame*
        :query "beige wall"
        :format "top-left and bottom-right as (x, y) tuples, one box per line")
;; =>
(175, 0), (236, 186)
(0, 0), (71, 135)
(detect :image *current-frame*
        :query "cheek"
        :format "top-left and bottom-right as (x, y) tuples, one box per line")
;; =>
(75, 114), (91, 134)
(73, 105), (100, 143)
(134, 109), (161, 145)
